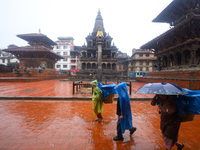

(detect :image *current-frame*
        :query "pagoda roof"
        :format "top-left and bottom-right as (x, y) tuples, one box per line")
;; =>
(140, 13), (200, 50)
(17, 33), (57, 46)
(152, 0), (199, 24)
(3, 46), (64, 59)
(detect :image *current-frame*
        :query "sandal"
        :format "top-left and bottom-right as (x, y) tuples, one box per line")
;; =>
(177, 143), (184, 150)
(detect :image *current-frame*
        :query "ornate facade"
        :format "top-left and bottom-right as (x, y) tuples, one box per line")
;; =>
(141, 0), (200, 71)
(80, 10), (118, 71)
(127, 49), (157, 77)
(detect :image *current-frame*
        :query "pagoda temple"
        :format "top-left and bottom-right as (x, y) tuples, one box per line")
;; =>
(137, 0), (200, 90)
(141, 0), (200, 70)
(80, 10), (118, 71)
(3, 32), (64, 69)
(70, 10), (130, 81)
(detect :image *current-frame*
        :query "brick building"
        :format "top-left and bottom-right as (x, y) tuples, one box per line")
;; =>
(127, 49), (157, 77)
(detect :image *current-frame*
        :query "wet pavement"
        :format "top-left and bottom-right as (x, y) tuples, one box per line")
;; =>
(0, 80), (153, 99)
(0, 100), (199, 150)
(0, 80), (200, 149)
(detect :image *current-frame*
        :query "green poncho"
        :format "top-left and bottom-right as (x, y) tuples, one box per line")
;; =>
(90, 80), (103, 116)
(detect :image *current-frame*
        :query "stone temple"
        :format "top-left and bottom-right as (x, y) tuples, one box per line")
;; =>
(70, 10), (130, 82)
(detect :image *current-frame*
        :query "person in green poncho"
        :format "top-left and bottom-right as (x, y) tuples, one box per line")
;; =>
(90, 80), (103, 122)
(42, 63), (45, 69)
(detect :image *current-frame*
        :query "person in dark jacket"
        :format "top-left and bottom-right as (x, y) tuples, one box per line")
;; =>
(151, 95), (184, 150)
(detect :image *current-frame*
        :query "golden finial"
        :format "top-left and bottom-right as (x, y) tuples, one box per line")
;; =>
(96, 25), (103, 37)
(38, 29), (41, 34)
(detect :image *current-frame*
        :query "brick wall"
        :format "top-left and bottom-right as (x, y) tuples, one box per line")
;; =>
(135, 70), (200, 90)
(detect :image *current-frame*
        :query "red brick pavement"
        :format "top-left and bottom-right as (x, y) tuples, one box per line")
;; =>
(0, 100), (199, 150)
(0, 80), (199, 149)
(0, 79), (152, 98)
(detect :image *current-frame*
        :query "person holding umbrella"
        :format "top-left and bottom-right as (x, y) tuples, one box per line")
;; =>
(136, 83), (187, 150)
(151, 95), (184, 150)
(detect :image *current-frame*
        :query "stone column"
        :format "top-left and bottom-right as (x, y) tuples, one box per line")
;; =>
(97, 38), (103, 82)
(190, 49), (197, 65)
(173, 53), (177, 66)
(181, 53), (185, 66)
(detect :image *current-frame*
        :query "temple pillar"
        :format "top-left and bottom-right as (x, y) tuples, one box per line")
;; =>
(190, 46), (197, 65)
(181, 53), (185, 66)
(167, 56), (170, 67)
(97, 38), (103, 82)
(173, 53), (177, 66)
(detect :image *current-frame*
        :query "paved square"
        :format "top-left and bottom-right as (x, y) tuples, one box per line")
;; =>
(0, 100), (199, 150)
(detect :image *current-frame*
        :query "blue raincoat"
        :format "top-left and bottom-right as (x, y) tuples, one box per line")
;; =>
(98, 82), (117, 99)
(114, 82), (133, 134)
(174, 88), (200, 117)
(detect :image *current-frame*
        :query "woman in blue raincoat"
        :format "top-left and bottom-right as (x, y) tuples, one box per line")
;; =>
(113, 82), (136, 140)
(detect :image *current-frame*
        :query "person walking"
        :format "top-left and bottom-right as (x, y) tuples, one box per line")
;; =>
(151, 94), (184, 150)
(59, 68), (62, 74)
(113, 82), (136, 141)
(38, 66), (41, 73)
(90, 80), (103, 123)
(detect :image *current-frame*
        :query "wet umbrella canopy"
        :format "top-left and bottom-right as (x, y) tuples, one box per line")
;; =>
(135, 83), (188, 95)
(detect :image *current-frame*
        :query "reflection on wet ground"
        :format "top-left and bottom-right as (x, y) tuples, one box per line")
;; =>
(0, 100), (199, 150)
(0, 80), (153, 98)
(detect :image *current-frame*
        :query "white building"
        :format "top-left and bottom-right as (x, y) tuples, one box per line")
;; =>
(53, 37), (74, 71)
(0, 45), (19, 66)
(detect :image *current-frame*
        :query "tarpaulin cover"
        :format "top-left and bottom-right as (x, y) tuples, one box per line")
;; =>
(114, 82), (133, 134)
(174, 88), (200, 117)
(98, 82), (117, 100)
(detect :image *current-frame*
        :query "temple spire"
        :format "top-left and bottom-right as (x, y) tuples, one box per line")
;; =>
(92, 9), (106, 36)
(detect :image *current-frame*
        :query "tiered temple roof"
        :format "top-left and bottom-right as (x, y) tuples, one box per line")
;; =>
(3, 33), (64, 69)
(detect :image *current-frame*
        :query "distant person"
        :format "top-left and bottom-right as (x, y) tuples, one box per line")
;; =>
(38, 66), (41, 73)
(113, 82), (136, 141)
(154, 64), (157, 71)
(158, 63), (162, 71)
(42, 63), (45, 69)
(90, 80), (103, 122)
(151, 94), (184, 150)
(59, 68), (62, 74)
(24, 67), (26, 72)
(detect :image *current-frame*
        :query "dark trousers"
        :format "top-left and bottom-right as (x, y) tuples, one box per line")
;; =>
(117, 116), (133, 137)
(117, 116), (122, 137)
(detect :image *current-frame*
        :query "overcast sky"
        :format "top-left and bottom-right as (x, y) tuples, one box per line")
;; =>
(0, 0), (173, 56)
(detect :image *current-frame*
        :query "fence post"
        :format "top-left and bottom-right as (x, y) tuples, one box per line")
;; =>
(73, 81), (75, 95)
